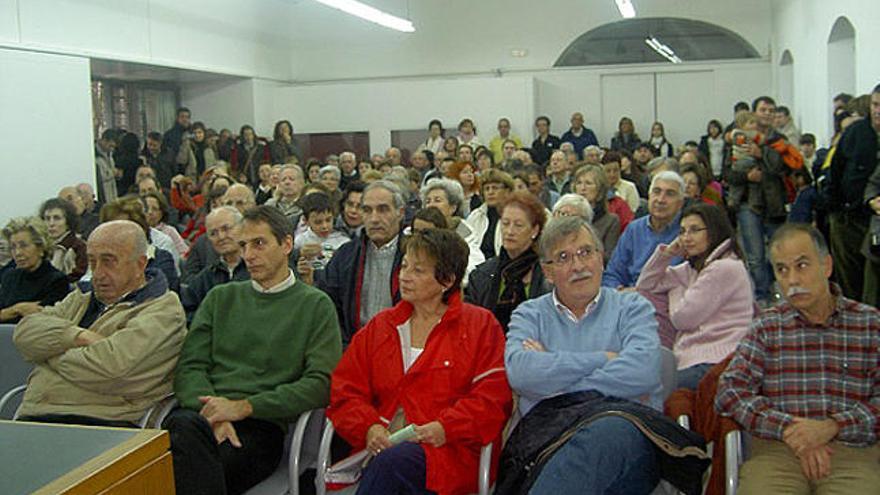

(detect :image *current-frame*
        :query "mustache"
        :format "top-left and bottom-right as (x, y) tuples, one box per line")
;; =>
(786, 286), (810, 297)
(568, 270), (593, 283)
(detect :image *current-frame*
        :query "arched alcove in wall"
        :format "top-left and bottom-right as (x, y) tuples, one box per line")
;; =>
(555, 17), (760, 66)
(827, 17), (856, 104)
(778, 50), (794, 108)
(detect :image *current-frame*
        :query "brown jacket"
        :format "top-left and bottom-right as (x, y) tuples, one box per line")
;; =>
(13, 273), (186, 422)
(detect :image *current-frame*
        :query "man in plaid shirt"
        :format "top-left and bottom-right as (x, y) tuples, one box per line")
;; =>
(716, 223), (880, 493)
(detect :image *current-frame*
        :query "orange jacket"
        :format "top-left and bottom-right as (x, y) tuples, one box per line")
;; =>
(328, 291), (512, 495)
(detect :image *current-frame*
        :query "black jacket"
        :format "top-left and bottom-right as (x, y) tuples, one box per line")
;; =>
(829, 118), (879, 217)
(181, 257), (249, 323)
(0, 260), (69, 323)
(496, 391), (710, 495)
(316, 232), (403, 347)
(464, 255), (552, 330)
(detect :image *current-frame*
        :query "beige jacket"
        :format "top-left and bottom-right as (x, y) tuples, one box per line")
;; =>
(13, 277), (186, 422)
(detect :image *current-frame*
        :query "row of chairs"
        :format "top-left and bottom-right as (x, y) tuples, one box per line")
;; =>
(0, 323), (747, 494)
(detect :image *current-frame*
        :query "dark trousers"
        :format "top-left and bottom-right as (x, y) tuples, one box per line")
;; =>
(18, 414), (137, 428)
(356, 442), (435, 495)
(829, 212), (868, 301)
(163, 408), (284, 495)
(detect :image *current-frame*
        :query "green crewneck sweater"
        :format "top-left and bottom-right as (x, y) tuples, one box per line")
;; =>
(174, 280), (342, 426)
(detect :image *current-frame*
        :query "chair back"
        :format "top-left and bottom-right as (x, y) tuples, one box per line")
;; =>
(659, 346), (677, 401)
(0, 324), (33, 419)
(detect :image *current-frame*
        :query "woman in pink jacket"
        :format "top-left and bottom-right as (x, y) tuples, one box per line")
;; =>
(637, 203), (754, 390)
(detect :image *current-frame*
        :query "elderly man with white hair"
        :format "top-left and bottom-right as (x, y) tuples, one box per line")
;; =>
(338, 151), (359, 189)
(552, 193), (595, 224)
(420, 178), (486, 281)
(13, 220), (187, 426)
(603, 171), (685, 289)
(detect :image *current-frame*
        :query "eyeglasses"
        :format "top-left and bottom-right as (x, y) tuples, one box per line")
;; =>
(544, 246), (597, 266)
(679, 227), (708, 237)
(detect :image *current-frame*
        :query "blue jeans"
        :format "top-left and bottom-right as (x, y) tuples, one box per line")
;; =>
(737, 206), (781, 302)
(676, 363), (714, 391)
(529, 416), (660, 495)
(357, 442), (435, 495)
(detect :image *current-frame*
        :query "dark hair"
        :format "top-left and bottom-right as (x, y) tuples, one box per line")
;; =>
(191, 121), (206, 132)
(751, 96), (776, 111)
(299, 192), (334, 219)
(601, 150), (622, 165)
(734, 101), (750, 113)
(634, 142), (653, 153)
(40, 197), (79, 234)
(403, 229), (468, 303)
(412, 207), (448, 230)
(776, 106), (790, 117)
(475, 148), (494, 165)
(421, 149), (434, 165)
(799, 133), (816, 145)
(680, 163), (708, 192)
(707, 119), (723, 135)
(791, 168), (813, 184)
(147, 131), (162, 142)
(523, 164), (544, 179)
(241, 205), (293, 245)
(502, 191), (548, 239)
(535, 116), (551, 127)
(273, 120), (293, 140)
(239, 124), (255, 138)
(177, 107), (191, 117)
(100, 128), (118, 141)
(428, 119), (444, 133)
(341, 180), (366, 207)
(680, 203), (742, 270)
(142, 190), (171, 224)
(834, 92), (853, 103)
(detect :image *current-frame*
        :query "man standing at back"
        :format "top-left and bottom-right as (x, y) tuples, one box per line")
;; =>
(165, 205), (342, 495)
(162, 107), (192, 157)
(14, 220), (186, 426)
(561, 111), (599, 159)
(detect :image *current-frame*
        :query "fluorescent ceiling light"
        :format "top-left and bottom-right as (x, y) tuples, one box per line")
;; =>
(645, 36), (682, 64)
(615, 0), (636, 18)
(314, 0), (415, 32)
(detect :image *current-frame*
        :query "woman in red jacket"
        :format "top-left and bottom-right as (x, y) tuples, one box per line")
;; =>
(328, 229), (512, 495)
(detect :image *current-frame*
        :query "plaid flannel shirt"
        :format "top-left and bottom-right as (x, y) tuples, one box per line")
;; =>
(715, 290), (880, 447)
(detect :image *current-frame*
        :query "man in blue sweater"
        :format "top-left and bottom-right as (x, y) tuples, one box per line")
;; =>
(506, 216), (662, 493)
(603, 170), (684, 289)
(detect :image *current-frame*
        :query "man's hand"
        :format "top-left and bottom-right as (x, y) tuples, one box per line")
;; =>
(522, 338), (546, 352)
(783, 418), (839, 455)
(747, 142), (763, 159)
(212, 421), (242, 448)
(605, 351), (619, 360)
(366, 424), (392, 454)
(415, 421), (447, 448)
(798, 444), (833, 481)
(11, 301), (41, 318)
(869, 196), (880, 215)
(198, 396), (253, 425)
(75, 330), (104, 346)
(747, 167), (763, 183)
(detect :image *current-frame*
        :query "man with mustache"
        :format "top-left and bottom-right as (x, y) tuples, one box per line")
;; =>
(503, 216), (674, 493)
(716, 223), (880, 493)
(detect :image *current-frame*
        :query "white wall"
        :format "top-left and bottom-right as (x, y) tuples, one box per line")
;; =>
(0, 48), (94, 226)
(771, 0), (880, 145)
(182, 79), (256, 133)
(0, 0), (294, 81)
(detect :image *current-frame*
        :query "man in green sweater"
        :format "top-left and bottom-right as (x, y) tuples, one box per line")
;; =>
(164, 205), (342, 495)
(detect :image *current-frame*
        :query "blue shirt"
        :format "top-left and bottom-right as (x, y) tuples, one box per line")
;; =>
(787, 186), (817, 223)
(505, 287), (662, 416)
(561, 128), (599, 158)
(602, 214), (682, 288)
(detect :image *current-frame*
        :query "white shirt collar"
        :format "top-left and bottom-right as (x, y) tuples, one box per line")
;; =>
(251, 269), (296, 294)
(552, 289), (601, 323)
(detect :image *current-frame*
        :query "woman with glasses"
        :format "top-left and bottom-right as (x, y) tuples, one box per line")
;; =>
(636, 203), (753, 390)
(0, 217), (69, 323)
(466, 192), (551, 333)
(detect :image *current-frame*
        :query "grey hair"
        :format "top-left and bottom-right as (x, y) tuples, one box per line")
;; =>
(206, 205), (243, 224)
(646, 156), (679, 174)
(280, 163), (304, 180)
(584, 145), (603, 157)
(364, 179), (406, 210)
(769, 223), (830, 260)
(650, 170), (686, 196)
(559, 142), (575, 153)
(552, 193), (594, 224)
(319, 165), (341, 181)
(421, 178), (464, 217)
(538, 216), (603, 261)
(339, 151), (356, 161)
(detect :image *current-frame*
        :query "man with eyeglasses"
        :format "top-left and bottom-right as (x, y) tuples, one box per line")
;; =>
(603, 170), (685, 289)
(502, 216), (706, 493)
(181, 206), (250, 322)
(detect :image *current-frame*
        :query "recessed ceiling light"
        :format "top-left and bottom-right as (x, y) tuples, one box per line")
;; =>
(511, 49), (529, 58)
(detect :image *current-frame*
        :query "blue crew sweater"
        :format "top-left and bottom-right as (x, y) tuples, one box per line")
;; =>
(505, 287), (662, 416)
(602, 214), (681, 288)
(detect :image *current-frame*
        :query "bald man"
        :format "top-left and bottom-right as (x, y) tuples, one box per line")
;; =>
(13, 220), (186, 426)
(59, 185), (99, 238)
